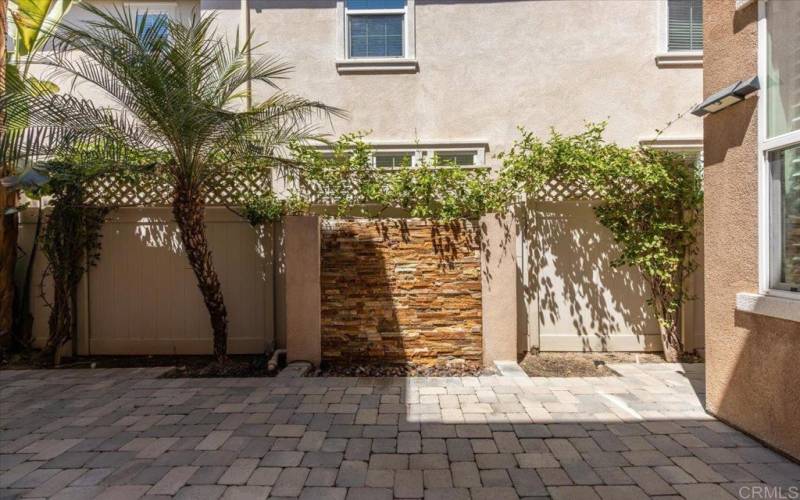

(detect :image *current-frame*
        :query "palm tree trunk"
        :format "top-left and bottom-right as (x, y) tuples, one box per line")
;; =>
(172, 186), (228, 362)
(0, 0), (17, 348)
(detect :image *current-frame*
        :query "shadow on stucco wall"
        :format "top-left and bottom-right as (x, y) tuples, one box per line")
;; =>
(707, 311), (800, 460)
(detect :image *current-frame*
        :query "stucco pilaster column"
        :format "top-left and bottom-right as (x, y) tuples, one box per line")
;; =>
(278, 215), (321, 366)
(480, 213), (519, 365)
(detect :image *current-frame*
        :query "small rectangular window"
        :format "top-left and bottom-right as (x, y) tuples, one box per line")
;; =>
(763, 1), (800, 294)
(768, 145), (800, 292)
(349, 15), (404, 58)
(433, 151), (476, 167)
(374, 152), (413, 168)
(136, 12), (169, 41)
(346, 0), (406, 59)
(667, 0), (703, 51)
(766, 0), (800, 138)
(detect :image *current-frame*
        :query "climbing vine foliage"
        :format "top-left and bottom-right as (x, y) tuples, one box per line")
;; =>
(493, 124), (703, 361)
(242, 133), (495, 224)
(29, 124), (701, 361)
(36, 161), (110, 364)
(243, 124), (703, 360)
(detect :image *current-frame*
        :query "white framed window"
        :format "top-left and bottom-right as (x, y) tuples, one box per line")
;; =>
(656, 0), (703, 67)
(313, 143), (487, 170)
(126, 2), (175, 40)
(346, 0), (405, 59)
(667, 0), (703, 52)
(396, 146), (486, 169)
(374, 151), (415, 168)
(758, 0), (800, 296)
(336, 0), (417, 74)
(428, 150), (482, 167)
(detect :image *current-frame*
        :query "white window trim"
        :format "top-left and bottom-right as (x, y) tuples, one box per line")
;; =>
(335, 0), (418, 74)
(312, 141), (488, 169)
(372, 142), (486, 169)
(638, 137), (703, 152)
(655, 0), (703, 68)
(754, 0), (800, 304)
(736, 292), (800, 323)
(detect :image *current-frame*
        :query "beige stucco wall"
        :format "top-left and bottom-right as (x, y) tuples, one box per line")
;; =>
(703, 0), (800, 459)
(481, 213), (519, 364)
(240, 0), (702, 156)
(54, 0), (703, 156)
(276, 215), (322, 365)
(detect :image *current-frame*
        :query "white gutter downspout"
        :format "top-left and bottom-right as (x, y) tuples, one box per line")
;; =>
(241, 0), (251, 110)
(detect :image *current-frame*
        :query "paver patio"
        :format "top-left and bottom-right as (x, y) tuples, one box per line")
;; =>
(1, 363), (798, 499)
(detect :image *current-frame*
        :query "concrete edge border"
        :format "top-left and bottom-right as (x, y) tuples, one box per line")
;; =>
(493, 360), (528, 377)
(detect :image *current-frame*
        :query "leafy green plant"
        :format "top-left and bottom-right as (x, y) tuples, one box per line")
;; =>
(287, 133), (383, 216)
(33, 161), (109, 365)
(590, 148), (702, 362)
(240, 191), (309, 226)
(11, 0), (76, 62)
(250, 134), (494, 222)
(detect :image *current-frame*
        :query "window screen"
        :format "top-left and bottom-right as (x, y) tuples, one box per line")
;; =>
(766, 0), (800, 138)
(768, 145), (800, 290)
(668, 0), (703, 51)
(349, 15), (404, 58)
(375, 153), (413, 168)
(136, 12), (169, 41)
(433, 151), (476, 167)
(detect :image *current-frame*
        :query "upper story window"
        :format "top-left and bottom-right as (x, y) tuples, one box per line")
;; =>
(431, 150), (480, 167)
(346, 0), (406, 58)
(766, 2), (800, 139)
(136, 12), (169, 41)
(761, 0), (800, 293)
(128, 2), (174, 46)
(667, 0), (703, 51)
(336, 0), (417, 73)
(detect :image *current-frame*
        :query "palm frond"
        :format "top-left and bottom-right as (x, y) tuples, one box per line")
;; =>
(2, 2), (346, 192)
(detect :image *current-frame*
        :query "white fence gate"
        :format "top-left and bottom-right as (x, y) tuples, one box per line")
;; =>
(517, 200), (702, 352)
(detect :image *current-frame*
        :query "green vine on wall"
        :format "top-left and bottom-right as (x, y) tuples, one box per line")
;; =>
(244, 125), (703, 360)
(33, 161), (111, 365)
(494, 124), (703, 361)
(23, 125), (701, 362)
(242, 133), (495, 224)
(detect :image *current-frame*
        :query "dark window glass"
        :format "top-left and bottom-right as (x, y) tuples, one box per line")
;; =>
(349, 15), (404, 58)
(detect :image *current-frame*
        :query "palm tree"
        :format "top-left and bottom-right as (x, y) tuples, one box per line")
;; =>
(0, 4), (341, 362)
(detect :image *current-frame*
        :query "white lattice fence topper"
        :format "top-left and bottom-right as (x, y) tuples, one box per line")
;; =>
(533, 177), (595, 201)
(83, 169), (272, 207)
